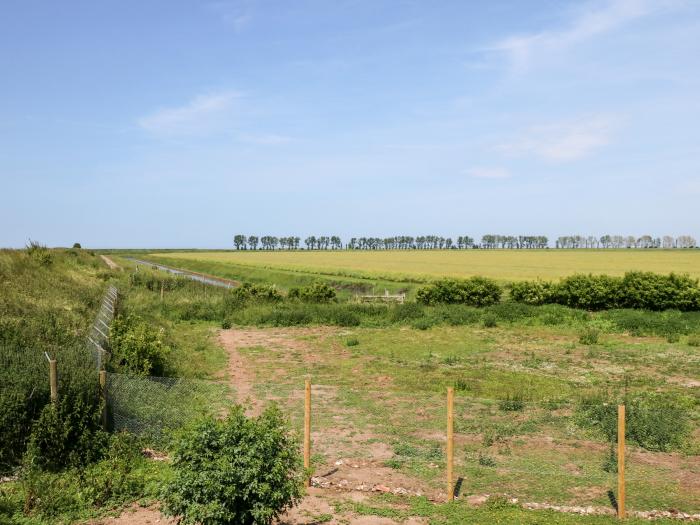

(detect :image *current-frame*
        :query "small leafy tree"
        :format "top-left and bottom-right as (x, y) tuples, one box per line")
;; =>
(288, 282), (336, 303)
(108, 314), (168, 375)
(161, 405), (305, 525)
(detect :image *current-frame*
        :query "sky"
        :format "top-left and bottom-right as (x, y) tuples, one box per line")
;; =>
(1, 0), (699, 248)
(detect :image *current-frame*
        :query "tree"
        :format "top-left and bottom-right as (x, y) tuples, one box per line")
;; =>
(72, 242), (82, 249)
(247, 236), (259, 250)
(233, 235), (247, 250)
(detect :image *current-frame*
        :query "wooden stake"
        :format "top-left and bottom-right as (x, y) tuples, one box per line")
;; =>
(447, 386), (454, 501)
(304, 377), (311, 486)
(99, 370), (107, 430)
(618, 404), (626, 519)
(160, 281), (164, 302)
(49, 359), (58, 402)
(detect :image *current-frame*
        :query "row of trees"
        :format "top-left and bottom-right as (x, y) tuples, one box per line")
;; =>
(556, 235), (697, 249)
(233, 234), (697, 250)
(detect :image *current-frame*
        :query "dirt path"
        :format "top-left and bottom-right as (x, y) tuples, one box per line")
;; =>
(100, 255), (121, 270)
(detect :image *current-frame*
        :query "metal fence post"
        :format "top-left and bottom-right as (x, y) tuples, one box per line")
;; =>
(618, 404), (626, 519)
(100, 370), (107, 430)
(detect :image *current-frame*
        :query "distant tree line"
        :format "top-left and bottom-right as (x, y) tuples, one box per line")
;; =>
(233, 234), (697, 250)
(556, 235), (697, 249)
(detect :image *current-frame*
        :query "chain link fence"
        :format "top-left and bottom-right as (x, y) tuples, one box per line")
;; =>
(86, 284), (117, 370)
(106, 372), (233, 445)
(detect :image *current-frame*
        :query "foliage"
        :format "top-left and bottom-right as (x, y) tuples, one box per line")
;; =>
(575, 392), (692, 452)
(345, 337), (359, 347)
(482, 313), (498, 328)
(225, 282), (283, 308)
(498, 393), (525, 412)
(509, 279), (556, 305)
(416, 278), (502, 307)
(4, 433), (157, 523)
(288, 281), (337, 302)
(578, 326), (600, 345)
(161, 405), (304, 525)
(109, 314), (169, 376)
(511, 272), (700, 311)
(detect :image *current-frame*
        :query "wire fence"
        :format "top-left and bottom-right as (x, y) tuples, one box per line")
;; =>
(106, 372), (233, 445)
(86, 284), (117, 371)
(221, 381), (700, 516)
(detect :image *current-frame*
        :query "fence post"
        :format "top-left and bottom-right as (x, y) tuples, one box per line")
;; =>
(99, 370), (107, 430)
(446, 386), (454, 501)
(49, 359), (58, 402)
(160, 281), (164, 302)
(304, 377), (311, 487)
(618, 404), (626, 519)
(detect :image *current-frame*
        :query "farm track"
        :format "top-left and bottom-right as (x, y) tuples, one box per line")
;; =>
(100, 255), (121, 270)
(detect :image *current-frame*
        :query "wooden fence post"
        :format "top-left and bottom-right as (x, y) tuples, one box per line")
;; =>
(99, 370), (107, 430)
(304, 377), (311, 487)
(49, 359), (58, 402)
(447, 386), (454, 501)
(160, 281), (164, 302)
(618, 404), (626, 519)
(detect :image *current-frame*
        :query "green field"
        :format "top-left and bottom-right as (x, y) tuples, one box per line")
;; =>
(148, 249), (700, 283)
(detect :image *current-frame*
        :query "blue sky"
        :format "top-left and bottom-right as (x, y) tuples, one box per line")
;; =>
(1, 0), (699, 248)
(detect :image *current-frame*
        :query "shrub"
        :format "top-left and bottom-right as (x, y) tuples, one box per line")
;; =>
(389, 302), (424, 322)
(72, 243), (81, 249)
(161, 405), (304, 525)
(289, 282), (336, 303)
(411, 317), (435, 330)
(509, 280), (556, 305)
(482, 314), (498, 328)
(554, 274), (621, 310)
(498, 393), (525, 412)
(688, 334), (700, 347)
(108, 314), (169, 376)
(345, 337), (359, 347)
(579, 326), (600, 345)
(221, 318), (232, 329)
(226, 283), (283, 308)
(575, 393), (692, 452)
(416, 278), (501, 307)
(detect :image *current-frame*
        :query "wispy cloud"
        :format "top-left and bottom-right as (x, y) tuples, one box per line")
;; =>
(138, 91), (241, 136)
(207, 1), (253, 32)
(239, 133), (294, 145)
(497, 115), (617, 162)
(466, 167), (511, 179)
(488, 0), (665, 71)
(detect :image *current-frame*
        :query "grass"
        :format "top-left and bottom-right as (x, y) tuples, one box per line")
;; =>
(143, 248), (700, 283)
(230, 323), (700, 513)
(334, 494), (688, 524)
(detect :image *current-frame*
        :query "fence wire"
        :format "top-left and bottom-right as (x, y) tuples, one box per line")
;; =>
(106, 372), (233, 445)
(86, 284), (117, 371)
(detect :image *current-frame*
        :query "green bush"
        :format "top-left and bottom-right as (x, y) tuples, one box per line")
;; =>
(510, 272), (700, 312)
(389, 302), (425, 322)
(345, 337), (359, 347)
(288, 282), (336, 303)
(411, 317), (435, 330)
(225, 283), (283, 308)
(108, 314), (169, 376)
(416, 278), (501, 307)
(498, 393), (525, 412)
(688, 334), (700, 347)
(578, 326), (600, 345)
(509, 280), (556, 305)
(161, 405), (304, 525)
(482, 314), (498, 328)
(575, 393), (692, 452)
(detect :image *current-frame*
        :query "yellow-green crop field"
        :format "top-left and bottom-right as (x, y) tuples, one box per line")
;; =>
(150, 249), (700, 283)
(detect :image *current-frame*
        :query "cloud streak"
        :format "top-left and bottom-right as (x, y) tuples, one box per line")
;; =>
(138, 91), (241, 136)
(497, 116), (617, 162)
(488, 0), (663, 71)
(467, 167), (511, 179)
